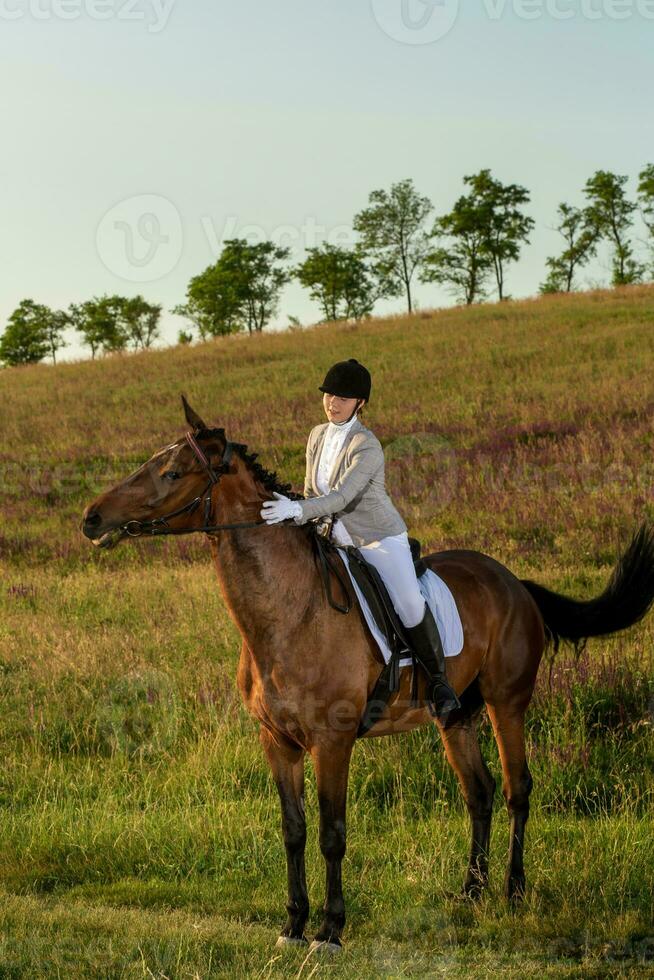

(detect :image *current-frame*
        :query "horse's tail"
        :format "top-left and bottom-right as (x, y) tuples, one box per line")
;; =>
(520, 523), (654, 656)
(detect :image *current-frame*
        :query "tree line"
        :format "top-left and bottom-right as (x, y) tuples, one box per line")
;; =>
(0, 296), (162, 367)
(2, 165), (653, 366)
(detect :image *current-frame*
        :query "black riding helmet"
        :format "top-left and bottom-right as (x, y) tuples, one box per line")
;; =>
(318, 358), (371, 402)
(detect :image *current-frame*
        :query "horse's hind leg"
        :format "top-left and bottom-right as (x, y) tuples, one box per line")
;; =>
(485, 702), (533, 905)
(259, 728), (309, 945)
(439, 706), (496, 899)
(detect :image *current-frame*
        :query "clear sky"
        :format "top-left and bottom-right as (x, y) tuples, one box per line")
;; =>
(1, 0), (652, 359)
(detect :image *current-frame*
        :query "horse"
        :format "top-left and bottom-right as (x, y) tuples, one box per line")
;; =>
(81, 397), (654, 953)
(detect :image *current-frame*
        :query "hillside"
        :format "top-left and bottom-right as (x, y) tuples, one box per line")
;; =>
(1, 285), (653, 572)
(1, 286), (653, 975)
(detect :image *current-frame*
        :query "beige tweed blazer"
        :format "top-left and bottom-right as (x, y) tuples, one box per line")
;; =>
(293, 415), (407, 547)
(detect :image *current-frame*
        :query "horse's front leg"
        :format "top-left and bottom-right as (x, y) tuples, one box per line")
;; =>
(309, 737), (355, 952)
(259, 727), (309, 945)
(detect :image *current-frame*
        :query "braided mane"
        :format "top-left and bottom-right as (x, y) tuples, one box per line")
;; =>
(198, 427), (304, 501)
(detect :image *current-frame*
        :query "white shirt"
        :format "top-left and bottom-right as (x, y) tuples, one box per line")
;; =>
(311, 413), (408, 551)
(315, 413), (359, 546)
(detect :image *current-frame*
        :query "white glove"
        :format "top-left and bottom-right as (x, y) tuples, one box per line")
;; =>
(260, 491), (303, 525)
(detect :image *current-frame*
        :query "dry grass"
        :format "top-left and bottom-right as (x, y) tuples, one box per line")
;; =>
(0, 285), (653, 975)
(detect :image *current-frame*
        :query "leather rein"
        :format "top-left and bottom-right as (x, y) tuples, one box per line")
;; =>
(118, 430), (352, 614)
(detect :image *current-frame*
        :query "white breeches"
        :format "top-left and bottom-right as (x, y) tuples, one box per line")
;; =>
(359, 531), (427, 629)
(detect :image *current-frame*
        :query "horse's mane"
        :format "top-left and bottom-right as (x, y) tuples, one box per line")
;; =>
(198, 427), (305, 501)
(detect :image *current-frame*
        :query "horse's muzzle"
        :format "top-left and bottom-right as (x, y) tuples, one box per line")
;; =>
(81, 508), (125, 548)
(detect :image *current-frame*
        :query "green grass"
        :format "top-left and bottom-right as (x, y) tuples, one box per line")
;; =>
(1, 286), (654, 976)
(0, 811), (652, 977)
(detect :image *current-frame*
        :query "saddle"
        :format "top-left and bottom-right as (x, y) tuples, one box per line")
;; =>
(308, 522), (429, 737)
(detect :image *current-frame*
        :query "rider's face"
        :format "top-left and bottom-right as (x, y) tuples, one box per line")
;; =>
(323, 392), (362, 423)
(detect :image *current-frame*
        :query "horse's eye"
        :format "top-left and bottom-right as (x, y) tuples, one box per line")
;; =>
(164, 471), (181, 481)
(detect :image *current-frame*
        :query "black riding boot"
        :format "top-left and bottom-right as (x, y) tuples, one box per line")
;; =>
(404, 603), (461, 723)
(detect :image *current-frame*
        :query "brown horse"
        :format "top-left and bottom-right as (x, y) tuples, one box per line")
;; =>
(81, 398), (654, 952)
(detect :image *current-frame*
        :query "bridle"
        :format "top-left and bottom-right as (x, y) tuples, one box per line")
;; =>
(119, 430), (265, 538)
(117, 429), (352, 614)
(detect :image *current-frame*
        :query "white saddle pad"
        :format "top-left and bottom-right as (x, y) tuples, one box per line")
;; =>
(336, 548), (464, 668)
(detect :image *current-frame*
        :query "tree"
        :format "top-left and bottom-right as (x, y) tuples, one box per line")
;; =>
(177, 330), (193, 345)
(222, 239), (291, 333)
(117, 296), (161, 349)
(584, 170), (644, 286)
(638, 164), (654, 234)
(172, 299), (228, 342)
(173, 256), (244, 340)
(69, 295), (128, 357)
(539, 203), (598, 294)
(174, 239), (291, 337)
(296, 244), (377, 321)
(0, 299), (52, 366)
(353, 178), (433, 313)
(43, 309), (69, 364)
(421, 193), (494, 305)
(462, 169), (535, 301)
(637, 163), (654, 277)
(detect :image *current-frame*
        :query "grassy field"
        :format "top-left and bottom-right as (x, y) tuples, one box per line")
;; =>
(1, 286), (653, 977)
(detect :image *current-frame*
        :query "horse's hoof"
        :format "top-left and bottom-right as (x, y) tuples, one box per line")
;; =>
(444, 888), (477, 903)
(505, 877), (526, 906)
(462, 883), (486, 902)
(308, 939), (343, 955)
(507, 889), (526, 909)
(275, 935), (308, 948)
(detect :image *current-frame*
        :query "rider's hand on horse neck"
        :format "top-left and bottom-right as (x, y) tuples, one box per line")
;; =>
(260, 492), (303, 525)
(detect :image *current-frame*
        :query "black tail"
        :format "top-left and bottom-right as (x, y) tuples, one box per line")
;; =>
(521, 523), (654, 655)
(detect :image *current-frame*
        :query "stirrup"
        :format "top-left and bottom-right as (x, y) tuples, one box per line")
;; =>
(426, 678), (461, 720)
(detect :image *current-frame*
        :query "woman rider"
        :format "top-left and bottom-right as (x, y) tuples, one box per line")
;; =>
(260, 358), (461, 723)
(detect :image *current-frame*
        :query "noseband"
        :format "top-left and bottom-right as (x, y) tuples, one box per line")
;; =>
(120, 430), (262, 538)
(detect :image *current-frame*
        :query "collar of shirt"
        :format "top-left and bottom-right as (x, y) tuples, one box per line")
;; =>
(323, 412), (359, 448)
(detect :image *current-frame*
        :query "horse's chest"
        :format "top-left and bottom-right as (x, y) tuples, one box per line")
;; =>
(237, 650), (311, 743)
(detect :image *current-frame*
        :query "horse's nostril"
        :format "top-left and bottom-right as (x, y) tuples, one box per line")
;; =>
(84, 510), (102, 528)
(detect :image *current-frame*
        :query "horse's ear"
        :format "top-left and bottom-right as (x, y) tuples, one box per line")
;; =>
(181, 394), (207, 431)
